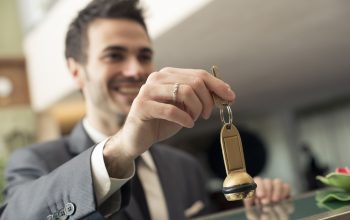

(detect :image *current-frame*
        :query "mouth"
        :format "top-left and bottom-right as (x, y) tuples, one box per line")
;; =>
(109, 83), (143, 97)
(115, 86), (141, 95)
(108, 76), (147, 99)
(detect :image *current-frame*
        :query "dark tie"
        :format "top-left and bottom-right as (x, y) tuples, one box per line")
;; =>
(132, 159), (151, 220)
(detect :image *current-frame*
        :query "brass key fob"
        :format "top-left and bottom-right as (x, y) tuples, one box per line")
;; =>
(220, 123), (256, 200)
(211, 66), (256, 201)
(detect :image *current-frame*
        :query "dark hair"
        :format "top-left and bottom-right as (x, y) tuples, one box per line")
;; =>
(65, 0), (147, 64)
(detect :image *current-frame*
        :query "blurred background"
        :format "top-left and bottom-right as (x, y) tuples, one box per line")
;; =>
(0, 0), (350, 209)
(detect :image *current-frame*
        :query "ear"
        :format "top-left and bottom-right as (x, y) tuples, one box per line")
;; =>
(67, 58), (85, 89)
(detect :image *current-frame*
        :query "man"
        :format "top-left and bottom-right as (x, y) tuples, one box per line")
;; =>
(0, 0), (290, 219)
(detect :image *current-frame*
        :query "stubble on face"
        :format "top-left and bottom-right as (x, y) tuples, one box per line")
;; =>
(83, 68), (134, 130)
(82, 19), (154, 134)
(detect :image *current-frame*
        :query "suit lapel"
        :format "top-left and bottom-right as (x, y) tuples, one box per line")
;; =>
(67, 123), (178, 220)
(68, 122), (95, 156)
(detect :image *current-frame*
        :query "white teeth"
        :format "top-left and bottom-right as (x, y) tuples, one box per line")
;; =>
(118, 87), (140, 94)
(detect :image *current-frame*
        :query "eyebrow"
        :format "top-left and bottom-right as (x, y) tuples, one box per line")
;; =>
(102, 45), (153, 55)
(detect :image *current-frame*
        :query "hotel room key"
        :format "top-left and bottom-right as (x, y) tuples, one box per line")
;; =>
(211, 66), (257, 201)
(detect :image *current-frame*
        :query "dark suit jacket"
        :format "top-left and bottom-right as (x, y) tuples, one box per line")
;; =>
(0, 123), (210, 219)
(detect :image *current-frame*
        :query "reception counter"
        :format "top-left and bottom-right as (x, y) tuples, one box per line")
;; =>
(193, 189), (350, 220)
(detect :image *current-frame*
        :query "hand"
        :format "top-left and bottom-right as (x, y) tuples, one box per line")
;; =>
(244, 177), (291, 207)
(104, 67), (235, 177)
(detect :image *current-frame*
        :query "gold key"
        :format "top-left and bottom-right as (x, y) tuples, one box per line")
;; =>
(210, 66), (256, 201)
(211, 66), (231, 108)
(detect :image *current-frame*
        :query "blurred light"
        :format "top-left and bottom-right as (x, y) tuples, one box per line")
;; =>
(0, 76), (13, 98)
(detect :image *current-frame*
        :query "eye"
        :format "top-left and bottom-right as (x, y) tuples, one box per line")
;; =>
(104, 52), (125, 62)
(138, 53), (152, 63)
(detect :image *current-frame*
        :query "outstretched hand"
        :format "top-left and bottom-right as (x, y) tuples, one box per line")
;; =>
(244, 177), (291, 207)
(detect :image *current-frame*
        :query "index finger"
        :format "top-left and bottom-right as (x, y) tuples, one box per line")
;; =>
(198, 69), (236, 103)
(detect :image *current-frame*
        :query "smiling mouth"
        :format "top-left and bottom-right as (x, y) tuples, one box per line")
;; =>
(109, 77), (146, 96)
(116, 86), (140, 95)
(110, 83), (143, 96)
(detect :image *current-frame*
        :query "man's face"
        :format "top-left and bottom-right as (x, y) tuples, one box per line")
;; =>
(81, 18), (154, 119)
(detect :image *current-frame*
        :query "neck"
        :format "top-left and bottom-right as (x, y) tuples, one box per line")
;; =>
(86, 110), (126, 136)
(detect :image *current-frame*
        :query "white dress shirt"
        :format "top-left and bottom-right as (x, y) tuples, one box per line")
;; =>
(85, 119), (169, 219)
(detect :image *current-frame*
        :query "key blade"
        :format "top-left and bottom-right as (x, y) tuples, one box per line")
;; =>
(210, 66), (231, 107)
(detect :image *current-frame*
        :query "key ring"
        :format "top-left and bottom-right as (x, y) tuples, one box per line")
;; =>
(220, 105), (233, 125)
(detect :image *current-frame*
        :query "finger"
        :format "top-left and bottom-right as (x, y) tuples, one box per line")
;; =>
(252, 177), (264, 206)
(191, 69), (235, 103)
(148, 69), (216, 119)
(244, 198), (254, 208)
(141, 100), (194, 128)
(140, 83), (203, 121)
(188, 76), (214, 119)
(271, 179), (283, 202)
(254, 177), (265, 198)
(282, 183), (291, 199)
(174, 84), (203, 121)
(162, 70), (215, 119)
(254, 197), (262, 207)
(260, 179), (272, 205)
(190, 68), (235, 104)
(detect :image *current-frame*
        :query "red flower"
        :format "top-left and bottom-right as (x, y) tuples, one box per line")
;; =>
(336, 167), (350, 175)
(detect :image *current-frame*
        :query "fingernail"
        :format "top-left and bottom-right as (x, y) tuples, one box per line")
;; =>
(205, 109), (212, 119)
(189, 120), (195, 128)
(202, 113), (209, 120)
(227, 87), (235, 99)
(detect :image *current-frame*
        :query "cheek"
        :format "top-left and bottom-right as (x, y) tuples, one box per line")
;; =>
(84, 76), (107, 97)
(91, 70), (111, 89)
(144, 65), (155, 76)
(147, 63), (155, 71)
(87, 60), (115, 80)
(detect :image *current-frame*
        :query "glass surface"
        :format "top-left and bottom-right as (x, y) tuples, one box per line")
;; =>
(193, 189), (350, 220)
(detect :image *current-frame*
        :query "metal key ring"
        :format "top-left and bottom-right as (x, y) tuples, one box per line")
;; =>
(220, 105), (233, 124)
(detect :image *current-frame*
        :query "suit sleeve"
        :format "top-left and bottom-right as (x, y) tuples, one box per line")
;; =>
(0, 147), (130, 220)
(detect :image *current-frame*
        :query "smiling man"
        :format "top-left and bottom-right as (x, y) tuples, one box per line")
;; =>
(69, 17), (154, 134)
(0, 0), (290, 219)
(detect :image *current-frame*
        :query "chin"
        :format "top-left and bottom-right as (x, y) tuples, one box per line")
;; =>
(113, 103), (132, 115)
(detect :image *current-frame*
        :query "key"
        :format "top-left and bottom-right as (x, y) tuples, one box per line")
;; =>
(210, 65), (256, 201)
(211, 65), (231, 108)
(220, 123), (256, 201)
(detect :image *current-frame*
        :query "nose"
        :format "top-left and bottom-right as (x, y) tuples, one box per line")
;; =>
(123, 57), (144, 78)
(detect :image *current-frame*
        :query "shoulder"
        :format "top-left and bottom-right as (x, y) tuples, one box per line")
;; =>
(12, 137), (68, 158)
(7, 137), (71, 172)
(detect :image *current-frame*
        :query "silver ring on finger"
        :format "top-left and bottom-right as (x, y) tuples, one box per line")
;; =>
(172, 83), (180, 103)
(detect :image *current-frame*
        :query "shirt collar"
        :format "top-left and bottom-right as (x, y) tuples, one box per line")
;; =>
(82, 118), (156, 171)
(82, 118), (107, 143)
